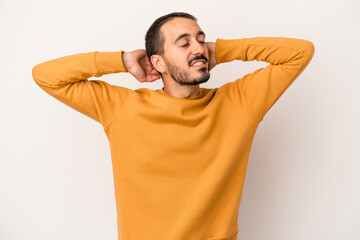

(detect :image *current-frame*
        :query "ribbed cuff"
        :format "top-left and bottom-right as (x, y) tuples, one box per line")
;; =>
(94, 50), (128, 76)
(215, 38), (246, 64)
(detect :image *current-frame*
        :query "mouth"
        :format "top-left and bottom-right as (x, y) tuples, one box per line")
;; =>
(190, 60), (207, 68)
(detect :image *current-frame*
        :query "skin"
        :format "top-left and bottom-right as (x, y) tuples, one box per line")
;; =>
(122, 17), (217, 99)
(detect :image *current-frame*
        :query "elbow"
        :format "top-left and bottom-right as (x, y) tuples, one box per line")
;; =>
(303, 40), (315, 59)
(32, 64), (41, 84)
(32, 64), (48, 89)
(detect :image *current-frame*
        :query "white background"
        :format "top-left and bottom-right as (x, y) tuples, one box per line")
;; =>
(0, 0), (359, 239)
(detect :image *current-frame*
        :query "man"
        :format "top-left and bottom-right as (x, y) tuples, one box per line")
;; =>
(32, 12), (314, 240)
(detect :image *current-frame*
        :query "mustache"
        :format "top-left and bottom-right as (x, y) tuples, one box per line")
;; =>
(188, 55), (208, 66)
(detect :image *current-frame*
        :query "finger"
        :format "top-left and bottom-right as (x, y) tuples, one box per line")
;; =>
(136, 72), (146, 82)
(148, 68), (160, 75)
(146, 61), (155, 73)
(146, 74), (160, 82)
(146, 58), (157, 71)
(144, 57), (151, 66)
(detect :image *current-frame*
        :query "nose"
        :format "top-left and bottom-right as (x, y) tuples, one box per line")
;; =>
(191, 40), (206, 55)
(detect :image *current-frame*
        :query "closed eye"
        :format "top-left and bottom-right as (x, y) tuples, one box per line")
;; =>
(182, 41), (205, 47)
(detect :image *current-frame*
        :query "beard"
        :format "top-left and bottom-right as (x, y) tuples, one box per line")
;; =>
(164, 58), (210, 86)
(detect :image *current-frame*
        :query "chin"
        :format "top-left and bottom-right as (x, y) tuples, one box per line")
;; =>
(191, 66), (207, 72)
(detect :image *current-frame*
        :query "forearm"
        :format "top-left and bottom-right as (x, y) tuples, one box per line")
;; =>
(32, 51), (128, 87)
(215, 37), (315, 121)
(215, 37), (314, 69)
(31, 50), (133, 126)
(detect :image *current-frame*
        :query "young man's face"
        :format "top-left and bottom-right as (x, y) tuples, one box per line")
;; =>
(160, 17), (210, 86)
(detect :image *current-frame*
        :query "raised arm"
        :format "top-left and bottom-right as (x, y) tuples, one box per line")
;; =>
(215, 37), (315, 121)
(32, 50), (135, 129)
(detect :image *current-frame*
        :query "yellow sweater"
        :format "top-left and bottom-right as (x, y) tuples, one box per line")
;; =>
(32, 37), (315, 240)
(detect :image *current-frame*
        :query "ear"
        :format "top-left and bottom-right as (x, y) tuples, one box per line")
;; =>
(150, 55), (167, 74)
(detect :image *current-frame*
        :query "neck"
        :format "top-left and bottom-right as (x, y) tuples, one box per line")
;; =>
(163, 85), (200, 98)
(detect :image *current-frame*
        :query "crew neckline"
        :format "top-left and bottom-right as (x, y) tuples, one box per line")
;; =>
(158, 87), (204, 100)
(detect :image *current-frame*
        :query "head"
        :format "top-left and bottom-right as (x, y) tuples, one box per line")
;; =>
(145, 12), (210, 86)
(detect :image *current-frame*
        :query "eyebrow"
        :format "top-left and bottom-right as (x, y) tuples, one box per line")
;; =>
(173, 30), (206, 45)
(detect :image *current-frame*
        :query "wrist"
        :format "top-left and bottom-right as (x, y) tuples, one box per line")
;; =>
(122, 51), (130, 72)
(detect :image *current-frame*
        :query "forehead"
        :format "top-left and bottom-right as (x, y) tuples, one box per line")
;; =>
(161, 18), (203, 44)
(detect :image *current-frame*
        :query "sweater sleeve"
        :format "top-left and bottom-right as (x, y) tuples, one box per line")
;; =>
(32, 50), (134, 129)
(215, 37), (315, 121)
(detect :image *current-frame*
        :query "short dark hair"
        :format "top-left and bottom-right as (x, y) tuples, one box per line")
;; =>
(145, 12), (197, 78)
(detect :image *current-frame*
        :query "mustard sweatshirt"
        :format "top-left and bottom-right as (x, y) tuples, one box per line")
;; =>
(32, 37), (315, 240)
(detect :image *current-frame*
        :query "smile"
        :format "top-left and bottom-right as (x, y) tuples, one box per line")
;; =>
(191, 61), (206, 67)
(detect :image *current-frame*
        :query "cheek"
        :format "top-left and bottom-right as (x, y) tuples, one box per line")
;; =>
(168, 50), (191, 68)
(204, 47), (210, 58)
